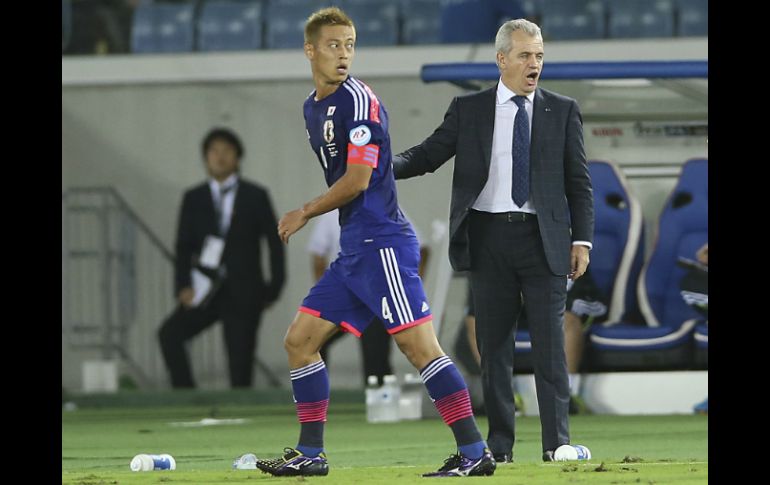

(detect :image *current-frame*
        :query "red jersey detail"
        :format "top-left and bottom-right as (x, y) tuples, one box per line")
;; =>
(340, 321), (362, 338)
(362, 82), (381, 123)
(347, 143), (379, 168)
(298, 306), (321, 318)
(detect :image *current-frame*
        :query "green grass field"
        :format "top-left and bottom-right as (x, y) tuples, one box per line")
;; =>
(62, 399), (707, 484)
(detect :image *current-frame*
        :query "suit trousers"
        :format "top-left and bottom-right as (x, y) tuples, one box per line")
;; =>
(468, 211), (570, 454)
(158, 284), (262, 388)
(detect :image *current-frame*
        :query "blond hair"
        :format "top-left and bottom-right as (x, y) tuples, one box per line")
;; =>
(304, 7), (355, 45)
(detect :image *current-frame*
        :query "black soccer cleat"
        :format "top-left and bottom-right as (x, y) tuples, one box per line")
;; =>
(423, 448), (496, 477)
(254, 447), (329, 476)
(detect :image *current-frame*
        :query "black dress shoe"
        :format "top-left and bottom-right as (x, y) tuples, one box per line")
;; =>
(542, 450), (555, 462)
(493, 453), (512, 464)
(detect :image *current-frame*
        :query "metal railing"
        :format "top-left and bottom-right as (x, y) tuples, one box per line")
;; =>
(62, 186), (281, 390)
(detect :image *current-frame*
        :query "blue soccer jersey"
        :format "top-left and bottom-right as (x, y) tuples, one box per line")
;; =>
(300, 76), (432, 335)
(303, 76), (415, 254)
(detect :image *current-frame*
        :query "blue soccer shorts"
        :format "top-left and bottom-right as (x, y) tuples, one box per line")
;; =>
(299, 242), (432, 336)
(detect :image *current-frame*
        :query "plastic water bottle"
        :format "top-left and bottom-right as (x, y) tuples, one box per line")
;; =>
(130, 454), (176, 471)
(380, 374), (401, 422)
(365, 375), (384, 423)
(366, 375), (401, 423)
(553, 444), (592, 461)
(399, 373), (424, 420)
(232, 453), (257, 470)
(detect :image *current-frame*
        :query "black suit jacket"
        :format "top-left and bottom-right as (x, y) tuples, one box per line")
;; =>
(174, 178), (285, 315)
(393, 85), (593, 275)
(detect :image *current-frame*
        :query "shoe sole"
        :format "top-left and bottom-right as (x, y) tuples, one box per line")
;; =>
(469, 460), (496, 476)
(470, 464), (495, 476)
(255, 463), (329, 476)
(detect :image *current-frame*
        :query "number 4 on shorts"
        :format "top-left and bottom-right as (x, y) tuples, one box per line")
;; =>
(381, 297), (394, 323)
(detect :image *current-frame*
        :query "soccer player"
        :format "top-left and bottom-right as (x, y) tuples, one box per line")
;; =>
(249, 7), (495, 478)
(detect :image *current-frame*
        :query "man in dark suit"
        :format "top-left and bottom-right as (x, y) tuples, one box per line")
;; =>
(158, 127), (285, 388)
(393, 19), (593, 462)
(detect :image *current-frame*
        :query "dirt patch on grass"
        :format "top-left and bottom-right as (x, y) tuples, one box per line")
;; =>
(622, 455), (643, 463)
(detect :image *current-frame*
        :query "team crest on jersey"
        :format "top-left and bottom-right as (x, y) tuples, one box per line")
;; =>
(323, 120), (335, 143)
(349, 125), (371, 146)
(327, 106), (336, 116)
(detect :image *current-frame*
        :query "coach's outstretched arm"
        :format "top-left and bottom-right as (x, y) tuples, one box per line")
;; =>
(393, 97), (460, 180)
(278, 164), (372, 243)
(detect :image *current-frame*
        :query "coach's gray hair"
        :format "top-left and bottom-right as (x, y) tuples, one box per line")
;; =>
(495, 19), (541, 55)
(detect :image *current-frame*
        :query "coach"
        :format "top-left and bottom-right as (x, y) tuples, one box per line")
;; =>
(393, 19), (594, 462)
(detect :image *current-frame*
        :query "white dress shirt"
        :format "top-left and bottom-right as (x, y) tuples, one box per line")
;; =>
(209, 173), (238, 235)
(472, 80), (535, 214)
(472, 79), (591, 250)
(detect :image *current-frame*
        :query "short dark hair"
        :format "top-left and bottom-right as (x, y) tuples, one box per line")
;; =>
(201, 127), (244, 160)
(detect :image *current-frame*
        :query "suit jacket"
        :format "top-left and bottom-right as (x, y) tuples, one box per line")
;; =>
(174, 177), (285, 315)
(393, 85), (593, 275)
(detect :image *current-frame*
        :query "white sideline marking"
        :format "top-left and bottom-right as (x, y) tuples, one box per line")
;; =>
(543, 461), (708, 467)
(337, 461), (707, 470)
(168, 418), (249, 427)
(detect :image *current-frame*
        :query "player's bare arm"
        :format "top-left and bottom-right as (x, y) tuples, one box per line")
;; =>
(278, 163), (372, 243)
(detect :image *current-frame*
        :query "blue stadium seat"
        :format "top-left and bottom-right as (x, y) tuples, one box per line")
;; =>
(341, 0), (399, 46)
(588, 159), (708, 370)
(540, 0), (606, 40)
(401, 0), (442, 45)
(440, 0), (526, 44)
(585, 160), (645, 322)
(198, 1), (264, 52)
(676, 0), (707, 37)
(265, 0), (325, 50)
(519, 0), (542, 20)
(607, 0), (675, 39)
(131, 3), (196, 53)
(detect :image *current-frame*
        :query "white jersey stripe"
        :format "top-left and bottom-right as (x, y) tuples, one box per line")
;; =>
(348, 77), (370, 121)
(342, 83), (361, 122)
(382, 247), (410, 324)
(346, 78), (363, 121)
(344, 79), (364, 121)
(379, 249), (406, 324)
(387, 247), (414, 321)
